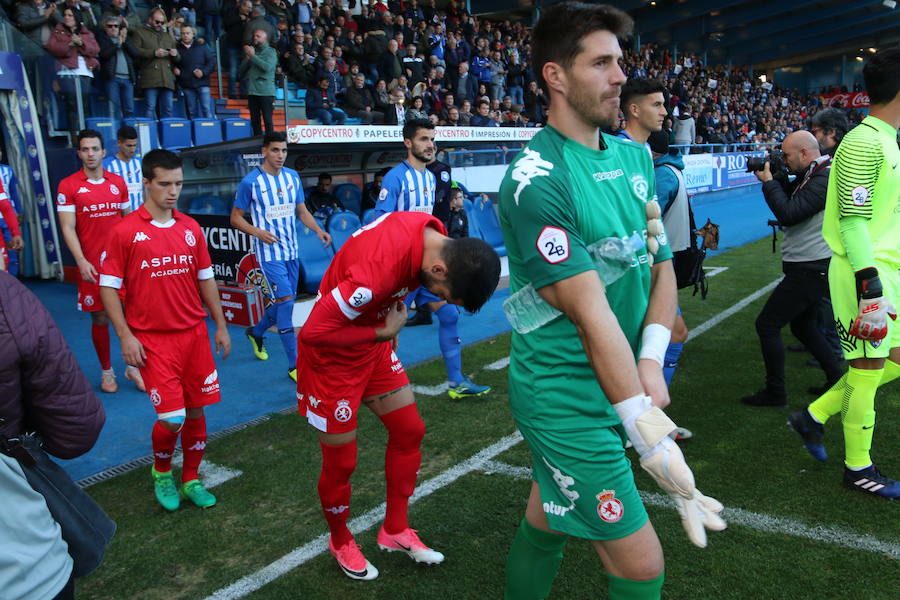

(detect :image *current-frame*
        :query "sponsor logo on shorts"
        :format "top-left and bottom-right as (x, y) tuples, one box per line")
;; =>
(185, 229), (197, 247)
(150, 387), (162, 406)
(83, 295), (94, 307)
(596, 490), (624, 523)
(334, 399), (353, 423)
(541, 457), (579, 517)
(203, 369), (218, 385)
(201, 369), (220, 394)
(325, 504), (349, 514)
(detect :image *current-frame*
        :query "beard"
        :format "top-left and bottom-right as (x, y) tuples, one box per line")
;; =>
(411, 145), (433, 163)
(566, 75), (620, 129)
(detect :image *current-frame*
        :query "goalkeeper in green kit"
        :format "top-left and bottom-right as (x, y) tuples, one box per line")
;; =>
(788, 48), (900, 498)
(497, 4), (725, 600)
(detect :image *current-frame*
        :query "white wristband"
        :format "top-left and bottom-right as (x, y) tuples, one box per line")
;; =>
(639, 323), (671, 366)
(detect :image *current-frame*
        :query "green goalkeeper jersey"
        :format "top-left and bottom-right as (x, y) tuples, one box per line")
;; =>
(498, 125), (672, 431)
(823, 115), (900, 265)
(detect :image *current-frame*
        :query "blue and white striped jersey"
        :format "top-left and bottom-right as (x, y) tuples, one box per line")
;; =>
(234, 166), (304, 262)
(376, 161), (436, 215)
(103, 155), (144, 211)
(0, 164), (20, 230)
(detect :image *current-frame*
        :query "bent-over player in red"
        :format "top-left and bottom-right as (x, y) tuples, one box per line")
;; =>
(99, 149), (232, 512)
(297, 211), (501, 581)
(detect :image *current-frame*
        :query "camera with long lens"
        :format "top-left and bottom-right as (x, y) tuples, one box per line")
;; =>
(746, 148), (787, 175)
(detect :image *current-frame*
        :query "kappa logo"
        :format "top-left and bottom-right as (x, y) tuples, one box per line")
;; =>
(596, 490), (624, 523)
(184, 229), (197, 247)
(334, 399), (353, 423)
(511, 148), (553, 205)
(325, 505), (349, 514)
(133, 231), (151, 243)
(541, 457), (579, 517)
(110, 184), (120, 196)
(150, 387), (162, 406)
(187, 441), (206, 451)
(77, 187), (90, 194)
(308, 395), (321, 408)
(349, 286), (373, 308)
(593, 168), (624, 183)
(155, 451), (172, 459)
(392, 287), (410, 298)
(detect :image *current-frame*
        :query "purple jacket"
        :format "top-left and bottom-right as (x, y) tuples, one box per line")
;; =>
(0, 272), (104, 459)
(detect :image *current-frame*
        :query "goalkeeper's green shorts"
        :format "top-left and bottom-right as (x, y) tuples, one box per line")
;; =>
(517, 422), (648, 541)
(829, 254), (900, 360)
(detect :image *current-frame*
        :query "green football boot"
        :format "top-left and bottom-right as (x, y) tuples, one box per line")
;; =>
(151, 468), (180, 512)
(181, 479), (217, 508)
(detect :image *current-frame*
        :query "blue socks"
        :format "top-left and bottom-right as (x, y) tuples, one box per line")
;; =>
(435, 303), (463, 384)
(252, 303), (277, 338)
(663, 342), (683, 386)
(275, 299), (297, 367)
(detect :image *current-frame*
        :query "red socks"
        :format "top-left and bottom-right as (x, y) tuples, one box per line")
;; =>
(180, 416), (207, 483)
(91, 323), (111, 370)
(380, 404), (425, 534)
(319, 439), (357, 547)
(151, 421), (179, 472)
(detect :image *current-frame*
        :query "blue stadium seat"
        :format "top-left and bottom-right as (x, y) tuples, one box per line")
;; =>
(124, 117), (159, 156)
(86, 117), (119, 154)
(333, 183), (362, 216)
(462, 197), (478, 237)
(469, 197), (506, 256)
(222, 117), (252, 141)
(361, 208), (378, 225)
(192, 118), (222, 146)
(159, 117), (193, 150)
(188, 196), (229, 215)
(297, 222), (335, 293)
(326, 210), (362, 251)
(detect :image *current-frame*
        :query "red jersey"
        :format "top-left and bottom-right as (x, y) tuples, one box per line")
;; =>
(99, 205), (214, 332)
(299, 212), (446, 352)
(56, 170), (128, 263)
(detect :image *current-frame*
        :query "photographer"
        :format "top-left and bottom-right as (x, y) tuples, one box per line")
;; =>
(741, 130), (846, 407)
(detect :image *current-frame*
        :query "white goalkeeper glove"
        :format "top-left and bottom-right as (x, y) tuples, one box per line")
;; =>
(614, 394), (726, 548)
(851, 268), (897, 341)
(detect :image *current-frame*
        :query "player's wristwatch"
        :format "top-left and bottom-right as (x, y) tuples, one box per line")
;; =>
(855, 267), (883, 300)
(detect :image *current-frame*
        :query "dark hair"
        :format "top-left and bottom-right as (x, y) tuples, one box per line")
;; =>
(116, 125), (138, 141)
(809, 108), (850, 146)
(647, 129), (669, 155)
(532, 2), (633, 95)
(142, 149), (182, 180)
(318, 171), (332, 180)
(402, 118), (434, 140)
(376, 167), (390, 177)
(620, 78), (665, 118)
(442, 237), (501, 312)
(863, 47), (900, 105)
(77, 129), (104, 149)
(475, 99), (489, 110)
(262, 131), (287, 147)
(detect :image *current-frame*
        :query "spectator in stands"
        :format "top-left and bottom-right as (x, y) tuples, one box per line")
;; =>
(457, 98), (472, 125)
(505, 52), (524, 106)
(343, 73), (384, 124)
(264, 0), (290, 29)
(197, 0), (221, 43)
(470, 98), (497, 127)
(809, 107), (850, 157)
(174, 25), (215, 119)
(487, 49), (506, 100)
(222, 0), (252, 98)
(305, 172), (345, 217)
(57, 0), (96, 30)
(446, 187), (468, 239)
(96, 14), (138, 119)
(283, 41), (315, 88)
(442, 105), (461, 126)
(131, 8), (179, 119)
(673, 101), (695, 147)
(403, 44), (425, 86)
(306, 74), (346, 125)
(175, 0), (197, 28)
(317, 56), (344, 99)
(449, 61), (476, 105)
(502, 106), (525, 127)
(242, 3), (275, 46)
(406, 95), (428, 121)
(293, 0), (312, 33)
(167, 12), (186, 43)
(46, 6), (100, 72)
(240, 28), (277, 135)
(362, 24), (388, 81)
(384, 85), (407, 125)
(0, 271), (105, 600)
(16, 0), (59, 47)
(362, 167), (389, 212)
(101, 0), (140, 32)
(381, 38), (403, 86)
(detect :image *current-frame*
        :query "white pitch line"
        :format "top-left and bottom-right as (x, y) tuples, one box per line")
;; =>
(687, 278), (782, 342)
(484, 356), (511, 371)
(170, 457), (243, 489)
(203, 432), (524, 600)
(703, 266), (729, 278)
(482, 460), (900, 560)
(412, 382), (450, 396)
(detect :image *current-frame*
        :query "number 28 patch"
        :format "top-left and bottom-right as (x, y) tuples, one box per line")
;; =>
(536, 226), (570, 264)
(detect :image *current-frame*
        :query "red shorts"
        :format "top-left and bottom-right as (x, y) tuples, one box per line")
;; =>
(77, 280), (124, 312)
(135, 321), (221, 419)
(297, 341), (409, 434)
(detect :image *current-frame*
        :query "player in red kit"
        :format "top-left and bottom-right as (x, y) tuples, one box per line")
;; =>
(57, 129), (144, 393)
(0, 179), (23, 271)
(100, 149), (232, 512)
(297, 211), (501, 581)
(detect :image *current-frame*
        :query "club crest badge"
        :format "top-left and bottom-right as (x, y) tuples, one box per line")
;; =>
(185, 229), (196, 247)
(596, 490), (624, 523)
(334, 400), (353, 422)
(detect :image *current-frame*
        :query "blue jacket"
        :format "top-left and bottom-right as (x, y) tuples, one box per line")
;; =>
(306, 86), (337, 113)
(175, 40), (215, 88)
(652, 150), (685, 216)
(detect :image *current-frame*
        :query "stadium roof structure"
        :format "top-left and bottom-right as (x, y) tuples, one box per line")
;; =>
(473, 0), (900, 69)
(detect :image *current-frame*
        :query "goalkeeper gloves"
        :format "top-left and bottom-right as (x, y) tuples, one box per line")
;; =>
(851, 268), (897, 341)
(614, 394), (726, 548)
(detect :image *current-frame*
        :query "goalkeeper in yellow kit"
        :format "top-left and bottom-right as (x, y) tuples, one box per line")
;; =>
(788, 47), (900, 498)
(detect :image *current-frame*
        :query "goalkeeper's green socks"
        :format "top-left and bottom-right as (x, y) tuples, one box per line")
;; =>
(841, 367), (883, 469)
(879, 359), (900, 387)
(504, 518), (567, 600)
(608, 571), (665, 600)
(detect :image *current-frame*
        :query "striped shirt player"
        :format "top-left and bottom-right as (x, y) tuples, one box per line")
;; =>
(0, 164), (22, 275)
(375, 161), (436, 215)
(103, 154), (144, 211)
(231, 134), (331, 380)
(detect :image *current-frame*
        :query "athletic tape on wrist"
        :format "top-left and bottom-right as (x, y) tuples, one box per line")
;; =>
(639, 323), (671, 366)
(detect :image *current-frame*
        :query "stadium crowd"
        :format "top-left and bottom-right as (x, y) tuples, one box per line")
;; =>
(5, 0), (866, 138)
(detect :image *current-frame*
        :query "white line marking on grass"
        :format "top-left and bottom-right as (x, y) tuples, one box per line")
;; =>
(203, 432), (524, 600)
(412, 382), (450, 396)
(703, 266), (729, 278)
(170, 457), (243, 489)
(687, 278), (782, 342)
(483, 460), (900, 560)
(484, 357), (510, 371)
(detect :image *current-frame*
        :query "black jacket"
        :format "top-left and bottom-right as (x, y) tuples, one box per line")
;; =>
(761, 157), (830, 227)
(96, 32), (139, 83)
(446, 208), (468, 239)
(176, 41), (216, 88)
